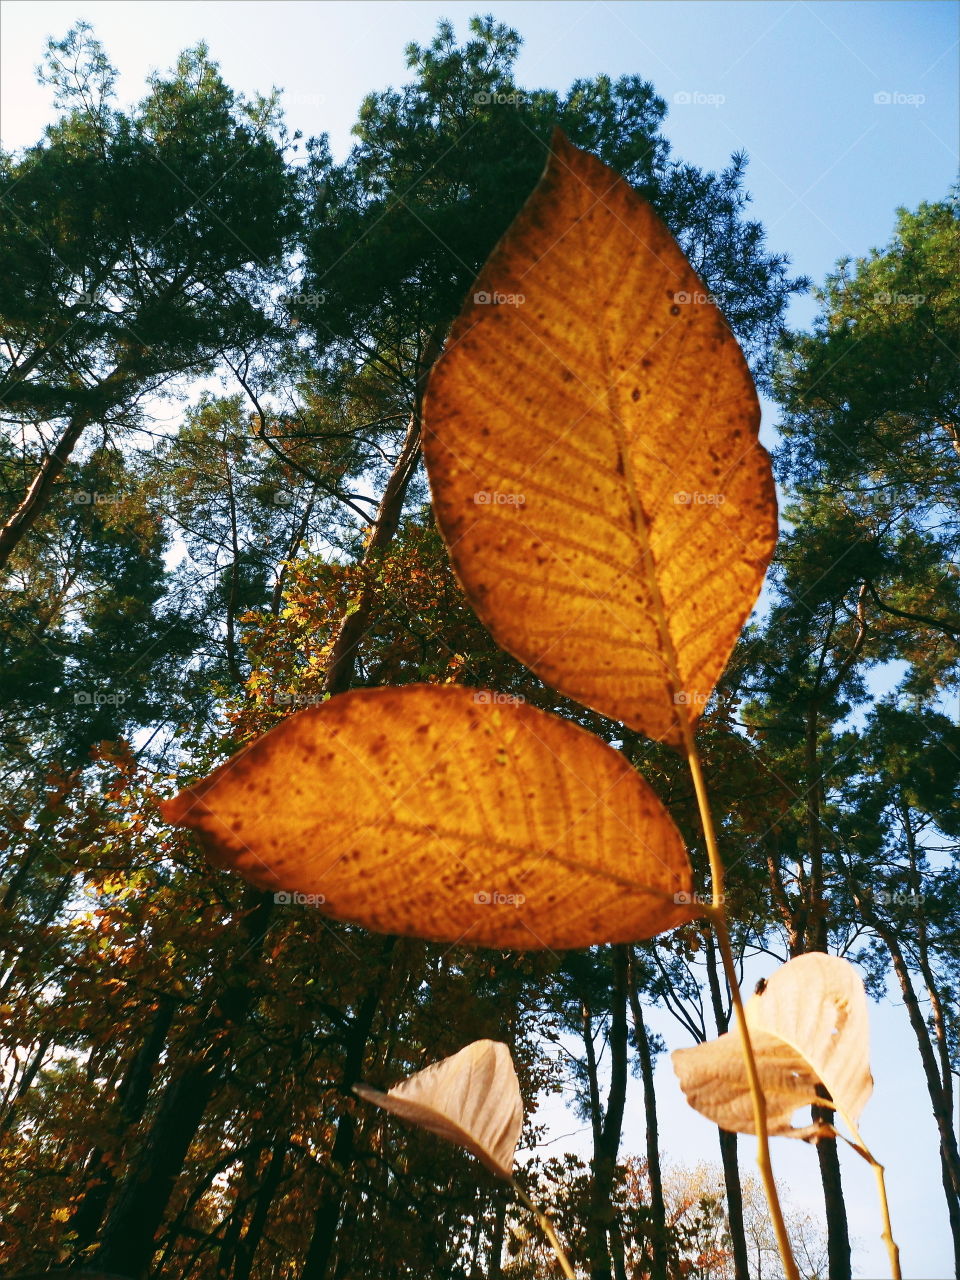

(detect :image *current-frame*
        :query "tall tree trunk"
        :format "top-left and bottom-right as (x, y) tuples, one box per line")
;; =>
(608, 1218), (628, 1280)
(904, 796), (957, 1134)
(939, 1149), (960, 1280)
(0, 872), (75, 1004)
(69, 994), (178, 1254)
(0, 842), (42, 913)
(804, 706), (852, 1280)
(214, 1137), (287, 1280)
(223, 459), (244, 686)
(703, 933), (750, 1280)
(270, 490), (317, 614)
(92, 890), (274, 1278)
(626, 949), (669, 1280)
(815, 1108), (852, 1280)
(0, 1032), (52, 1137)
(0, 412), (89, 573)
(581, 1002), (603, 1149)
(232, 1140), (288, 1280)
(205, 1139), (269, 1280)
(322, 325), (444, 698)
(467, 1205), (483, 1280)
(0, 312), (195, 574)
(924, 956), (960, 1277)
(488, 1191), (507, 1280)
(300, 937), (397, 1280)
(862, 902), (960, 1206)
(95, 1038), (234, 1275)
(586, 946), (629, 1280)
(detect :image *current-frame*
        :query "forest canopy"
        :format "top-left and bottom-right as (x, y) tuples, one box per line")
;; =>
(0, 15), (958, 1280)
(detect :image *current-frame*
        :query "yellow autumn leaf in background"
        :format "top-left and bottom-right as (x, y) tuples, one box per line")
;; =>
(672, 953), (873, 1138)
(161, 684), (693, 950)
(423, 130), (777, 746)
(355, 1039), (522, 1179)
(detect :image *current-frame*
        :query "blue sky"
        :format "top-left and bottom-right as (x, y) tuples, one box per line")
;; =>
(2, 2), (958, 1276)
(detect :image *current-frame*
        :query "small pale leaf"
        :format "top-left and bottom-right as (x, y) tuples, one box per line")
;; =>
(161, 684), (693, 950)
(673, 1025), (824, 1139)
(423, 131), (777, 745)
(354, 1039), (522, 1178)
(672, 954), (873, 1137)
(747, 952), (873, 1125)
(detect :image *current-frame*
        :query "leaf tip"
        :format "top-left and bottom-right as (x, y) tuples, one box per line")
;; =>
(159, 789), (202, 827)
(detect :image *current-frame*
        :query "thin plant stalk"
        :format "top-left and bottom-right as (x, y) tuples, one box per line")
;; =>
(680, 721), (802, 1280)
(509, 1177), (576, 1278)
(840, 1123), (902, 1279)
(867, 1157), (901, 1280)
(617, 438), (797, 1278)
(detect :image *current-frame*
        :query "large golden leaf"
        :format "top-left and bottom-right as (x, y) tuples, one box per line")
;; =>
(354, 1039), (523, 1179)
(161, 684), (692, 950)
(672, 954), (873, 1138)
(422, 131), (777, 745)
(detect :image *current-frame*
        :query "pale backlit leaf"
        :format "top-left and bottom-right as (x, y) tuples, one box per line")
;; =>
(673, 1019), (825, 1140)
(672, 954), (873, 1138)
(161, 684), (693, 950)
(422, 131), (777, 745)
(354, 1039), (522, 1179)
